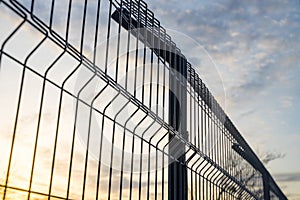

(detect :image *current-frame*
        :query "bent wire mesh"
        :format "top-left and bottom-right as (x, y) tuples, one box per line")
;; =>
(0, 0), (287, 200)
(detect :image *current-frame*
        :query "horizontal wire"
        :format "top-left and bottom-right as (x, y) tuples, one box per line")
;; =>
(0, 185), (68, 200)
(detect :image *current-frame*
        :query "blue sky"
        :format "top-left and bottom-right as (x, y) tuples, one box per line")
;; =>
(145, 0), (300, 199)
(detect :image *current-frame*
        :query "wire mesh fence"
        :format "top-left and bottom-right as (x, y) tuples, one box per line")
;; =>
(0, 0), (287, 199)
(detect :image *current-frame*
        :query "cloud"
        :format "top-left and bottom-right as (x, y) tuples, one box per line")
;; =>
(238, 109), (256, 118)
(274, 172), (300, 182)
(262, 152), (286, 165)
(280, 96), (293, 109)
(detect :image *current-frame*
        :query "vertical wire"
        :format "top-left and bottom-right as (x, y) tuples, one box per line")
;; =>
(124, 0), (132, 91)
(129, 115), (148, 199)
(222, 125), (225, 170)
(80, 0), (106, 199)
(26, 38), (49, 199)
(204, 87), (207, 157)
(49, 0), (88, 197)
(118, 106), (140, 200)
(79, 0), (88, 55)
(47, 52), (77, 199)
(191, 157), (201, 200)
(135, 2), (148, 199)
(89, 0), (103, 198)
(81, 76), (100, 199)
(63, 0), (87, 197)
(142, 4), (149, 199)
(153, 15), (162, 200)
(203, 164), (210, 200)
(216, 114), (220, 169)
(200, 161), (207, 200)
(191, 160), (194, 200)
(146, 8), (156, 200)
(150, 124), (166, 199)
(124, 11), (150, 185)
(148, 18), (155, 110)
(195, 159), (205, 200)
(208, 94), (212, 160)
(95, 91), (121, 199)
(197, 78), (201, 153)
(161, 24), (167, 200)
(138, 118), (156, 200)
(133, 0), (141, 98)
(81, 2), (104, 189)
(161, 129), (173, 200)
(108, 100), (131, 200)
(211, 102), (215, 163)
(19, 2), (51, 198)
(0, 6), (26, 70)
(1, 5), (27, 199)
(141, 4), (147, 105)
(65, 67), (96, 198)
(193, 69), (196, 145)
(154, 26), (160, 117)
(140, 1), (149, 195)
(114, 0), (123, 82)
(93, 83), (109, 200)
(47, 0), (76, 196)
(104, 0), (113, 74)
(189, 68), (193, 144)
(193, 160), (203, 200)
(201, 83), (204, 154)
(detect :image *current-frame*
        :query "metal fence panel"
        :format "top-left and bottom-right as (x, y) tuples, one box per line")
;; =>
(0, 0), (287, 199)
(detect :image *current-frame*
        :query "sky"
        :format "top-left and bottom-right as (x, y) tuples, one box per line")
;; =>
(0, 0), (299, 199)
(144, 0), (300, 199)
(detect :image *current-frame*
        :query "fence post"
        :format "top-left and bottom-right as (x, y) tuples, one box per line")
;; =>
(263, 174), (270, 200)
(168, 52), (188, 200)
(111, 7), (189, 199)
